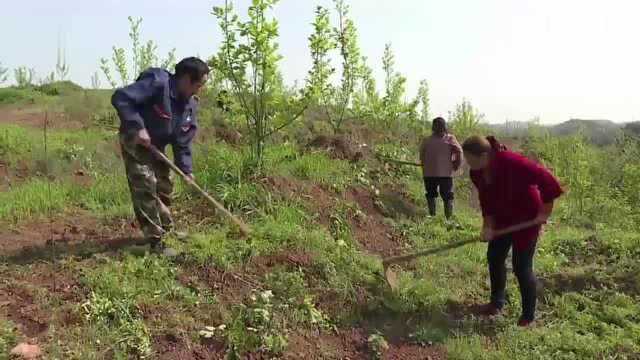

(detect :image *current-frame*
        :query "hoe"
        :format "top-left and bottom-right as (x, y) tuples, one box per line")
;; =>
(150, 146), (251, 237)
(381, 219), (546, 290)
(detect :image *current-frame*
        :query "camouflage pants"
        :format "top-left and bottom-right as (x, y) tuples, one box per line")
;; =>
(120, 134), (173, 240)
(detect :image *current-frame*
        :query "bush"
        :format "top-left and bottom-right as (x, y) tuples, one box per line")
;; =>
(0, 87), (42, 105)
(0, 319), (17, 360)
(35, 81), (83, 96)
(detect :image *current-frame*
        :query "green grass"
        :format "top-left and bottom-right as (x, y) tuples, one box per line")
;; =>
(268, 143), (352, 190)
(0, 319), (17, 360)
(80, 255), (198, 358)
(2, 100), (640, 358)
(0, 179), (73, 222)
(0, 173), (130, 223)
(0, 124), (35, 163)
(0, 87), (47, 105)
(76, 174), (131, 218)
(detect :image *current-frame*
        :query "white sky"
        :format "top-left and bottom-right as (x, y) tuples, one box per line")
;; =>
(1, 0), (639, 124)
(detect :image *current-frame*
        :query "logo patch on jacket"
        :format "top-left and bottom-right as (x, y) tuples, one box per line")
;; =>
(153, 104), (171, 120)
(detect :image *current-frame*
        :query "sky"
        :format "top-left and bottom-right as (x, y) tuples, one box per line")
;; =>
(1, 0), (639, 124)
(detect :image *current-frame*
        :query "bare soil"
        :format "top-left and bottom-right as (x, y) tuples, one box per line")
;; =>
(0, 106), (81, 130)
(307, 134), (367, 162)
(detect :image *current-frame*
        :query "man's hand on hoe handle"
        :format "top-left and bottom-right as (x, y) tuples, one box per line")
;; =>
(135, 129), (152, 148)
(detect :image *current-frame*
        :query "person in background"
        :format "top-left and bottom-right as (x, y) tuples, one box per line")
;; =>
(111, 57), (210, 255)
(419, 117), (463, 219)
(462, 135), (564, 327)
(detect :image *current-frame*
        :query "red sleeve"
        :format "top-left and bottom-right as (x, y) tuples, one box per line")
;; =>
(510, 154), (564, 203)
(446, 134), (463, 156)
(470, 170), (495, 217)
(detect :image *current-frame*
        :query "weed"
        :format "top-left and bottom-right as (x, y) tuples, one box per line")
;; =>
(265, 268), (334, 329)
(176, 229), (252, 269)
(0, 319), (17, 360)
(367, 332), (389, 359)
(411, 326), (449, 346)
(82, 255), (196, 304)
(274, 151), (351, 190)
(82, 292), (152, 358)
(265, 268), (308, 303)
(445, 334), (493, 360)
(80, 255), (198, 358)
(223, 290), (289, 358)
(75, 174), (131, 218)
(0, 179), (72, 223)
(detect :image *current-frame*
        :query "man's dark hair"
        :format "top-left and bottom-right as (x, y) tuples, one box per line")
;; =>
(175, 57), (210, 83)
(432, 117), (447, 134)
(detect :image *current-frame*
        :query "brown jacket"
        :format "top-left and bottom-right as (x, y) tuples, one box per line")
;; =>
(419, 133), (463, 177)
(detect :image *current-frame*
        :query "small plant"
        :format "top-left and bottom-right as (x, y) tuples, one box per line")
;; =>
(55, 42), (70, 81)
(100, 16), (176, 88)
(265, 268), (307, 303)
(306, 5), (336, 111)
(213, 0), (308, 169)
(265, 268), (334, 329)
(0, 62), (8, 84)
(411, 326), (448, 346)
(381, 43), (417, 127)
(0, 319), (17, 359)
(416, 79), (430, 124)
(91, 110), (118, 130)
(199, 324), (226, 339)
(223, 289), (289, 358)
(448, 98), (484, 140)
(332, 0), (363, 133)
(91, 71), (101, 89)
(14, 67), (36, 88)
(82, 292), (152, 358)
(59, 144), (85, 161)
(367, 332), (389, 359)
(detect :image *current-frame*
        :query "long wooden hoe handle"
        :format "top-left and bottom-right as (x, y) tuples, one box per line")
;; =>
(149, 146), (251, 236)
(377, 155), (422, 167)
(382, 219), (545, 267)
(493, 219), (543, 237)
(382, 238), (478, 267)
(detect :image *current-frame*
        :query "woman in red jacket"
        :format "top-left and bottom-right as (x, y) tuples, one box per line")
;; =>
(462, 135), (564, 327)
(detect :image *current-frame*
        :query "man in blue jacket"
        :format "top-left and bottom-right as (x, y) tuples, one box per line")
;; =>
(112, 57), (210, 254)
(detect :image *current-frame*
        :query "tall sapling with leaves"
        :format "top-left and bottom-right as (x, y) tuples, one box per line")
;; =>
(213, 0), (308, 169)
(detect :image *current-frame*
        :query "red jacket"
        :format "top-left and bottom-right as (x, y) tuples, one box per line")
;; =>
(469, 137), (564, 250)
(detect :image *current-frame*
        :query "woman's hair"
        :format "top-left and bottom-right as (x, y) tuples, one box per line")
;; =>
(432, 117), (447, 134)
(462, 135), (492, 156)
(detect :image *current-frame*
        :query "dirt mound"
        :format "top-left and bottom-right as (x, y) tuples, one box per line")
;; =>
(216, 126), (243, 145)
(345, 188), (406, 258)
(0, 107), (79, 129)
(308, 135), (365, 162)
(262, 175), (310, 201)
(377, 189), (422, 219)
(0, 262), (83, 341)
(287, 328), (445, 360)
(264, 178), (406, 258)
(0, 214), (141, 263)
(179, 264), (258, 305)
(153, 334), (225, 360)
(247, 251), (315, 275)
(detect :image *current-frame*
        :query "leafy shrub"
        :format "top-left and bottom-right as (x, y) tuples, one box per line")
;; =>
(0, 319), (17, 360)
(35, 80), (83, 96)
(0, 87), (42, 105)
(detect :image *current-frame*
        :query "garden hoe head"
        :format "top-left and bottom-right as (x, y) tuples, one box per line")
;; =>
(381, 238), (478, 291)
